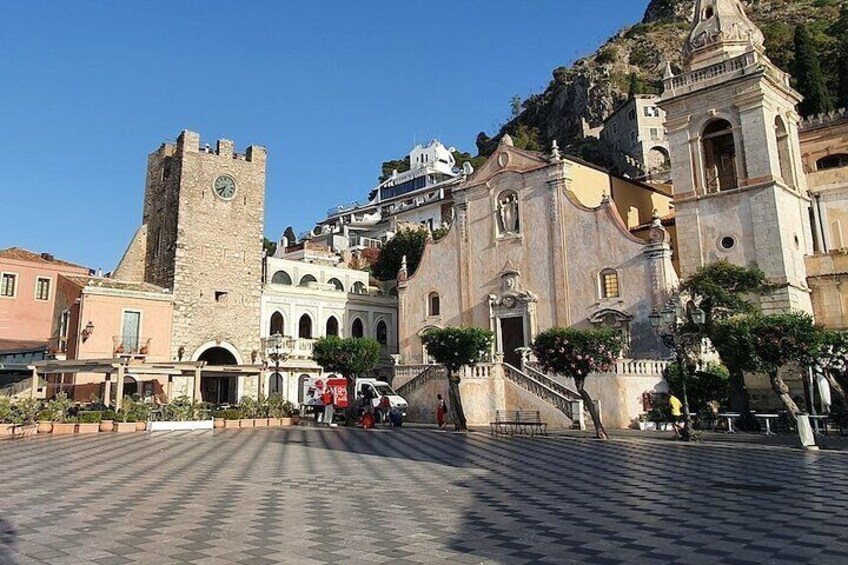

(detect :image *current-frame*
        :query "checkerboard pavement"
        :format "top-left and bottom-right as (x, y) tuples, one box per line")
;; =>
(1, 427), (847, 564)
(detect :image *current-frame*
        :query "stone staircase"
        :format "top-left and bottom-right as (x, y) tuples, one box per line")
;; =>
(502, 363), (585, 428)
(395, 365), (447, 398)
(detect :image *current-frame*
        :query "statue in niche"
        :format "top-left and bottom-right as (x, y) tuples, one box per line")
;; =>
(497, 192), (520, 235)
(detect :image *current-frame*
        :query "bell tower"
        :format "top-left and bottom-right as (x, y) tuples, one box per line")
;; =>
(660, 0), (813, 314)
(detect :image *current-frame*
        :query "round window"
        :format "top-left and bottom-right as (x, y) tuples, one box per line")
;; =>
(720, 236), (736, 250)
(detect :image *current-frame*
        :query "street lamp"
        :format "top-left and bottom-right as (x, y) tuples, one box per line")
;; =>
(265, 333), (288, 396)
(650, 298), (705, 441)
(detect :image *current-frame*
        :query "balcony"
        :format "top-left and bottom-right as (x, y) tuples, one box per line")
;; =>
(112, 335), (152, 357)
(261, 337), (316, 362)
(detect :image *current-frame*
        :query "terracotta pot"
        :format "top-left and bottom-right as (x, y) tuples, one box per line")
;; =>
(76, 423), (100, 434)
(2, 424), (37, 439)
(37, 421), (53, 434)
(281, 417), (294, 427)
(213, 418), (225, 429)
(224, 419), (240, 429)
(51, 422), (76, 435)
(240, 419), (255, 428)
(267, 418), (281, 427)
(100, 420), (114, 432)
(254, 418), (268, 427)
(114, 422), (137, 433)
(135, 421), (147, 432)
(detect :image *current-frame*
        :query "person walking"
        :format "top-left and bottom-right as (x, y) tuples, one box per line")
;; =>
(436, 393), (447, 430)
(323, 386), (335, 427)
(669, 393), (683, 438)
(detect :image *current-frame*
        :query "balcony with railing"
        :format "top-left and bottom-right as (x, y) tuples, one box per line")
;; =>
(663, 51), (790, 99)
(112, 335), (152, 357)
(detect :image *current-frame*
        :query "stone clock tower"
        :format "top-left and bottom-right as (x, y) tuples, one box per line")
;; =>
(660, 0), (813, 314)
(142, 130), (266, 364)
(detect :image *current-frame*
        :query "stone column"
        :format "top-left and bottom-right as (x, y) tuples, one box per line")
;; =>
(546, 162), (570, 326)
(30, 367), (39, 399)
(194, 367), (202, 402)
(103, 376), (112, 408)
(115, 366), (125, 411)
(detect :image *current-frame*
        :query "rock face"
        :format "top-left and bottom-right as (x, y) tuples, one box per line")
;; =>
(478, 0), (841, 165)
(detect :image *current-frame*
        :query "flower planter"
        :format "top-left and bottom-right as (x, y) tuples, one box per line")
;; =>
(135, 421), (147, 432)
(224, 419), (240, 429)
(147, 420), (214, 432)
(1, 424), (37, 439)
(638, 421), (657, 431)
(267, 418), (281, 427)
(281, 417), (294, 427)
(213, 418), (225, 429)
(254, 418), (269, 428)
(100, 420), (114, 433)
(239, 419), (255, 428)
(37, 421), (53, 434)
(76, 423), (100, 434)
(51, 422), (76, 435)
(114, 422), (137, 433)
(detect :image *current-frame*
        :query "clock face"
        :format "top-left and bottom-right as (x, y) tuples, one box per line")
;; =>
(213, 175), (236, 200)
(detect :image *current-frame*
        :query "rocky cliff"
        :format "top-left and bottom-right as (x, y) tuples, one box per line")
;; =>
(476, 0), (843, 164)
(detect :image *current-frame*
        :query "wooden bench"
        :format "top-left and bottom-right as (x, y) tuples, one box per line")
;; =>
(490, 410), (548, 437)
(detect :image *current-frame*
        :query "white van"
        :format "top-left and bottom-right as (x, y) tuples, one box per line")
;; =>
(355, 378), (408, 417)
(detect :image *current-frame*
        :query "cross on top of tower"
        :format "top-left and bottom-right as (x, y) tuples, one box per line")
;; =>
(684, 0), (765, 70)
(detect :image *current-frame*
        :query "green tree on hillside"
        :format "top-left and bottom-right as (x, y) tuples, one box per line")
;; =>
(794, 24), (834, 116)
(283, 226), (297, 246)
(371, 228), (427, 281)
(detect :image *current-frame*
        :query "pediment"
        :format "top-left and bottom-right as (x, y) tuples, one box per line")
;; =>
(463, 143), (549, 187)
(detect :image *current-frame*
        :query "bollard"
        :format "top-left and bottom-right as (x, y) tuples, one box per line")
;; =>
(796, 414), (819, 451)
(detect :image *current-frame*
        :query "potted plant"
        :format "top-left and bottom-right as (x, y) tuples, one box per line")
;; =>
(113, 408), (137, 433)
(44, 393), (74, 434)
(1, 397), (40, 439)
(37, 409), (54, 434)
(222, 409), (241, 429)
(280, 401), (296, 426)
(238, 397), (259, 428)
(76, 411), (102, 434)
(637, 413), (657, 431)
(123, 397), (150, 431)
(213, 409), (226, 429)
(266, 393), (285, 427)
(254, 395), (269, 427)
(100, 410), (117, 432)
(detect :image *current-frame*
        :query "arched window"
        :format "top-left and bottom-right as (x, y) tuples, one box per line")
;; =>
(774, 117), (794, 187)
(351, 318), (364, 338)
(647, 146), (670, 173)
(352, 281), (366, 294)
(298, 314), (313, 339)
(269, 312), (284, 336)
(271, 271), (292, 285)
(376, 320), (388, 346)
(496, 191), (520, 235)
(327, 278), (344, 292)
(428, 292), (441, 316)
(299, 274), (317, 287)
(816, 154), (848, 171)
(297, 374), (310, 403)
(600, 269), (620, 299)
(326, 316), (339, 336)
(269, 373), (284, 395)
(702, 119), (738, 193)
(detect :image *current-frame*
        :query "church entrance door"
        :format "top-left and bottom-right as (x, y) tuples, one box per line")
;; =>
(500, 317), (525, 369)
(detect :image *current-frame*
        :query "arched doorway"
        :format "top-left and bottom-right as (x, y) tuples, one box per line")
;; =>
(326, 316), (339, 337)
(297, 374), (311, 403)
(299, 314), (313, 339)
(198, 346), (238, 405)
(351, 318), (364, 338)
(269, 372), (284, 396)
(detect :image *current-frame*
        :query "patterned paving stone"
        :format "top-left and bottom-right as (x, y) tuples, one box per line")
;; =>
(1, 428), (847, 564)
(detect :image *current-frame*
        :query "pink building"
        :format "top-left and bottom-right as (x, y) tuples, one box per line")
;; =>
(0, 248), (90, 344)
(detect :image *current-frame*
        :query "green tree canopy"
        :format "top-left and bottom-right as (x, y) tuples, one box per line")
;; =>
(532, 327), (624, 439)
(379, 156), (411, 183)
(665, 362), (730, 414)
(795, 24), (834, 117)
(312, 336), (382, 379)
(371, 228), (428, 281)
(681, 260), (769, 328)
(263, 237), (277, 257)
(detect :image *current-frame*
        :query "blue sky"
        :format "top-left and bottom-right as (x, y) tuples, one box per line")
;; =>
(0, 1), (648, 271)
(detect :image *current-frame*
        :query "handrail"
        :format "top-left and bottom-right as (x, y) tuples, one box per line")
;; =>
(502, 363), (581, 425)
(395, 365), (447, 398)
(522, 363), (580, 399)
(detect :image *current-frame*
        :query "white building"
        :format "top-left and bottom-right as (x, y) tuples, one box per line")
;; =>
(259, 256), (397, 403)
(307, 140), (464, 253)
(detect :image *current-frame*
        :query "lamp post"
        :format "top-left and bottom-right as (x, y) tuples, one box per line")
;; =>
(649, 299), (705, 442)
(265, 333), (288, 397)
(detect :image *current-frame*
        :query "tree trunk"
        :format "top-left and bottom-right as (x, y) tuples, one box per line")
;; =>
(345, 376), (357, 426)
(769, 370), (801, 422)
(447, 372), (467, 432)
(824, 370), (847, 402)
(576, 378), (608, 440)
(728, 369), (756, 431)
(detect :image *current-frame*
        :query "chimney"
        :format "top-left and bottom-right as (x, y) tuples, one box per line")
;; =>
(40, 253), (54, 262)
